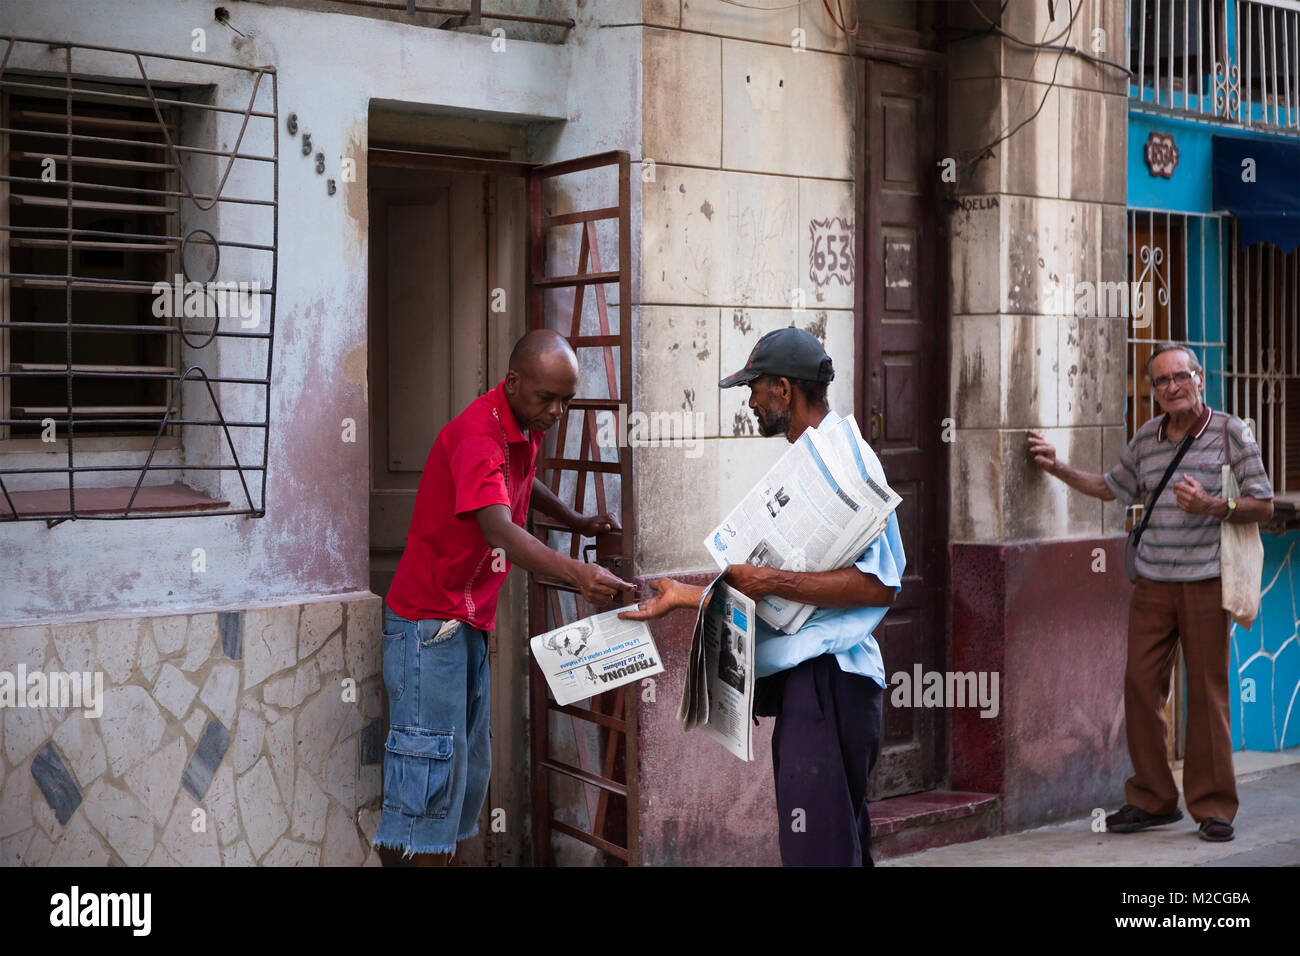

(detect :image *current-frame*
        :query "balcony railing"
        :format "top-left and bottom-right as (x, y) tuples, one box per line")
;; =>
(1129, 0), (1300, 133)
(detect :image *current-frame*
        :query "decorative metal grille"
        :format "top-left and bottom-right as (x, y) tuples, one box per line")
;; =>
(0, 36), (277, 524)
(1225, 220), (1300, 491)
(1125, 209), (1228, 461)
(1126, 208), (1300, 493)
(1129, 0), (1300, 132)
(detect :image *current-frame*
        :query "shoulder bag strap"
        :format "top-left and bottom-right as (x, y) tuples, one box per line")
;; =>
(1134, 430), (1197, 539)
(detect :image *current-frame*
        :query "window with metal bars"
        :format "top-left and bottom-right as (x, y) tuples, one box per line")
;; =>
(1125, 209), (1300, 513)
(1225, 222), (1300, 493)
(2, 85), (182, 440)
(0, 37), (278, 523)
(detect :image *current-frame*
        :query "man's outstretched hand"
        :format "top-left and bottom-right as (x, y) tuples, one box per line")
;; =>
(618, 578), (705, 621)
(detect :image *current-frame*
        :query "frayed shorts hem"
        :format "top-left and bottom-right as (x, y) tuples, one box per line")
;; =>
(372, 835), (459, 858)
(371, 823), (480, 859)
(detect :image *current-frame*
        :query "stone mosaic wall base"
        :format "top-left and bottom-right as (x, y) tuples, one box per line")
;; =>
(0, 594), (386, 866)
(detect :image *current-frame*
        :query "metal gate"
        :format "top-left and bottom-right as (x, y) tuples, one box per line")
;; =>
(526, 151), (636, 865)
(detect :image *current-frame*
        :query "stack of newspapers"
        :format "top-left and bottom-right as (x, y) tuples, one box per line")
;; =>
(702, 414), (901, 634)
(677, 574), (758, 761)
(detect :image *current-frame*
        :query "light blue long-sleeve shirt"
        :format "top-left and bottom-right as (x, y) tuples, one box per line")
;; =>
(752, 411), (906, 688)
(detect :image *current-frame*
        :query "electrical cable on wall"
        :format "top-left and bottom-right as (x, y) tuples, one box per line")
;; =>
(715, 0), (807, 10)
(954, 0), (1130, 75)
(957, 0), (1079, 179)
(968, 0), (1077, 47)
(822, 0), (859, 36)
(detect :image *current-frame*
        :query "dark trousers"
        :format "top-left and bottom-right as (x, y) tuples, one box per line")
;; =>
(771, 654), (884, 866)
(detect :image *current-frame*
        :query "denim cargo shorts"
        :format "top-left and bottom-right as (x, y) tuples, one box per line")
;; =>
(372, 603), (491, 857)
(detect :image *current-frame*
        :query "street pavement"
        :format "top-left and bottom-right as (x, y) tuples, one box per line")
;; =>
(884, 750), (1300, 867)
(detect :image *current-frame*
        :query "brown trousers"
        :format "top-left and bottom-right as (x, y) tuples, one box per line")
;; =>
(1125, 576), (1237, 823)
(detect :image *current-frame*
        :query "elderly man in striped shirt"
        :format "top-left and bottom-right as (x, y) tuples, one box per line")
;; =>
(1026, 342), (1273, 843)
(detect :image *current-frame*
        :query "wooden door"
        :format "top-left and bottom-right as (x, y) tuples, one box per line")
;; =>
(859, 56), (946, 799)
(368, 171), (488, 597)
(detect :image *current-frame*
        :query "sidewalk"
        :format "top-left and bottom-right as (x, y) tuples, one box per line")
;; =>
(883, 749), (1300, 867)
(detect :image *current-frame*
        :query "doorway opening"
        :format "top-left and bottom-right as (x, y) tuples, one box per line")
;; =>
(366, 117), (530, 865)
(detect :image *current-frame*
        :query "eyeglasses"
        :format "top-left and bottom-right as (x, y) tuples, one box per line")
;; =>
(1151, 370), (1196, 390)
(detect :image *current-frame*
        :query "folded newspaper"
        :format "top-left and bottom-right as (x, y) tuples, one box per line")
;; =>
(703, 414), (901, 633)
(530, 608), (665, 707)
(676, 574), (757, 761)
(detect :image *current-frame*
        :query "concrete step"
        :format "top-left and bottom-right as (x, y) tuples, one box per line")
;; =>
(870, 790), (1002, 860)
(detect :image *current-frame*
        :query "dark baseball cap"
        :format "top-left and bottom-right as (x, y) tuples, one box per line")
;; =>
(719, 327), (834, 388)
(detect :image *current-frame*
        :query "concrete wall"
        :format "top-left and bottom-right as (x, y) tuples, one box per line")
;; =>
(947, 0), (1129, 545)
(627, 0), (863, 865)
(632, 0), (859, 576)
(950, 540), (1132, 830)
(945, 0), (1135, 831)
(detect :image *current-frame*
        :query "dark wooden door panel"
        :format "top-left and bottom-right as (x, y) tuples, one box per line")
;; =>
(861, 55), (946, 800)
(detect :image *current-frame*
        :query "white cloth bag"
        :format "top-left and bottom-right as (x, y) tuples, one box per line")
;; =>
(1220, 460), (1264, 630)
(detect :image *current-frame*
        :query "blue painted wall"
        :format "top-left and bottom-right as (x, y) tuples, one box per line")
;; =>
(1127, 109), (1290, 213)
(1231, 533), (1300, 750)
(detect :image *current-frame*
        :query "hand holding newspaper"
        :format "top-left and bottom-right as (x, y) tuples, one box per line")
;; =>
(703, 415), (901, 633)
(531, 608), (664, 707)
(696, 578), (757, 761)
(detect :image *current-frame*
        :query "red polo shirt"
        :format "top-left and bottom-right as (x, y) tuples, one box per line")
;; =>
(385, 382), (544, 631)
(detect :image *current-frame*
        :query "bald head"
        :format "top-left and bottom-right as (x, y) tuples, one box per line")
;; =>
(509, 329), (578, 377)
(504, 329), (579, 434)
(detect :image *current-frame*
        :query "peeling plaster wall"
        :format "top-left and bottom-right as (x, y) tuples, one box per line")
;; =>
(0, 0), (568, 624)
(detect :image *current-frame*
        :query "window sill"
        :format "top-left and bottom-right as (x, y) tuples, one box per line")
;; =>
(0, 436), (181, 453)
(0, 482), (230, 519)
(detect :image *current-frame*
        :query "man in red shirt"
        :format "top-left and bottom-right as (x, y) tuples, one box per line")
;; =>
(376, 329), (632, 865)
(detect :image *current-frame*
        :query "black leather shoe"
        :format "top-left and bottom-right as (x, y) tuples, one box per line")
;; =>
(1105, 803), (1185, 833)
(1197, 817), (1235, 842)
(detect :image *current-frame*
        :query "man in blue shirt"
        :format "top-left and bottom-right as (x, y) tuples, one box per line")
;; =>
(621, 327), (905, 866)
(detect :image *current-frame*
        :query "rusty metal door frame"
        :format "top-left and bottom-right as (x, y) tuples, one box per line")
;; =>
(526, 150), (636, 866)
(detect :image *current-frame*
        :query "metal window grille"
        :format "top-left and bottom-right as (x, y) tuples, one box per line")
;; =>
(1225, 220), (1300, 491)
(1126, 209), (1300, 507)
(1125, 209), (1229, 525)
(0, 36), (277, 524)
(1128, 0), (1300, 132)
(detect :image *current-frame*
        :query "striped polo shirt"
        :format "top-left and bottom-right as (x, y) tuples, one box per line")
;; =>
(1104, 403), (1273, 581)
